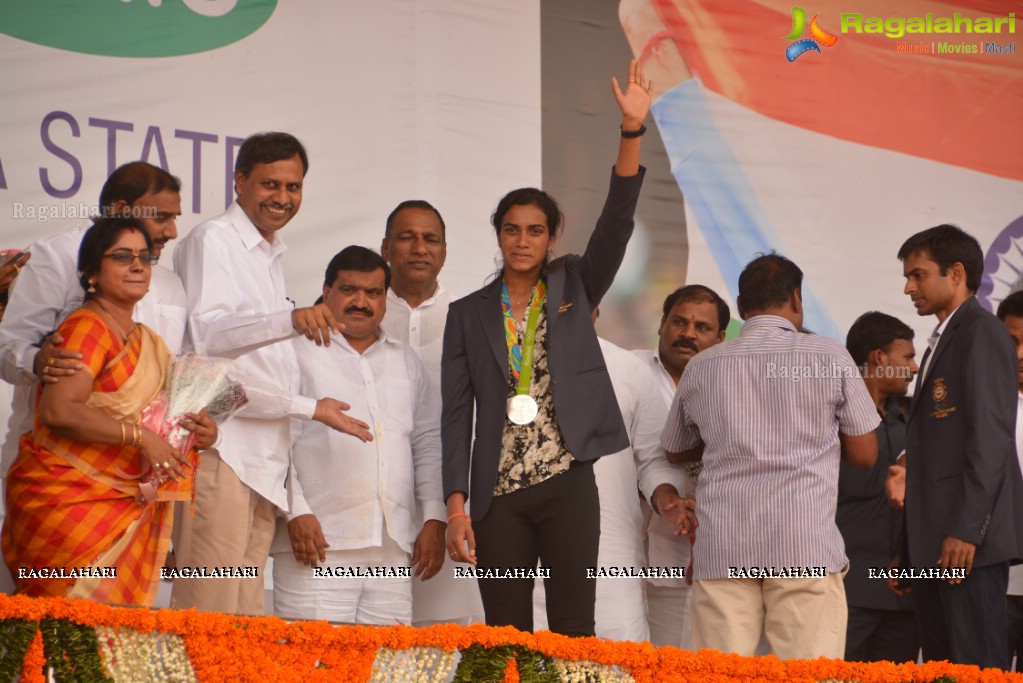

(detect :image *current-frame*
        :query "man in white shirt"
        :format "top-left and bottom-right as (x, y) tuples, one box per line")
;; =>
(171, 133), (372, 615)
(632, 284), (728, 648)
(271, 246), (445, 624)
(379, 199), (485, 625)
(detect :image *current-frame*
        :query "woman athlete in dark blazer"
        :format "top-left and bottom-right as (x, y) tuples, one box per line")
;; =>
(441, 60), (651, 636)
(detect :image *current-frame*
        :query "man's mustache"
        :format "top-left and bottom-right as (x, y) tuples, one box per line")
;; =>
(345, 305), (374, 317)
(673, 338), (698, 352)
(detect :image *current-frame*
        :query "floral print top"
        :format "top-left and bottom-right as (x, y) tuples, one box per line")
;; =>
(494, 306), (573, 496)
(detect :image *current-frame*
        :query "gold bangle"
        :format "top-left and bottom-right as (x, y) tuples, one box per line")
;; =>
(119, 422), (126, 446)
(133, 423), (142, 449)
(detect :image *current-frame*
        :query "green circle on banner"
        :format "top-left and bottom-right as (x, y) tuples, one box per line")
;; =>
(0, 0), (277, 57)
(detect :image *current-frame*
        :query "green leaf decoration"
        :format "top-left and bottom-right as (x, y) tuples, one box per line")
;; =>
(40, 617), (113, 683)
(453, 644), (560, 683)
(0, 618), (38, 683)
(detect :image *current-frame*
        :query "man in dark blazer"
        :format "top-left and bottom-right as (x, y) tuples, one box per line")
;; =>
(894, 224), (1023, 668)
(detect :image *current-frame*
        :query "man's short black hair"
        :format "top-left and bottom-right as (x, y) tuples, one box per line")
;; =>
(324, 246), (391, 290)
(897, 224), (983, 293)
(737, 253), (803, 314)
(846, 311), (915, 367)
(385, 200), (446, 241)
(99, 161), (181, 215)
(997, 291), (1023, 321)
(661, 284), (730, 334)
(236, 132), (309, 177)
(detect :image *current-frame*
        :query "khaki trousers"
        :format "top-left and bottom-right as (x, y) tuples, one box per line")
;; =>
(171, 450), (276, 615)
(691, 570), (847, 659)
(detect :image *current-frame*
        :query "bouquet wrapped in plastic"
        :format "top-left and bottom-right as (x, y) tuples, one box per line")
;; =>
(139, 356), (248, 497)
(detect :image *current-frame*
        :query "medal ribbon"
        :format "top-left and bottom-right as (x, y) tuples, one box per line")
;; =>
(500, 279), (546, 395)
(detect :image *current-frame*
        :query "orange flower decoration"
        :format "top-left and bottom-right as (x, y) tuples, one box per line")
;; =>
(3, 594), (1023, 683)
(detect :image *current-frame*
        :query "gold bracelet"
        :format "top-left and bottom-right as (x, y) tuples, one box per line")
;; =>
(119, 422), (126, 446)
(133, 423), (142, 449)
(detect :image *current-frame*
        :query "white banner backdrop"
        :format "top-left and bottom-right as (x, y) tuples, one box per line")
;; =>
(1, 0), (542, 304)
(0, 0), (541, 601)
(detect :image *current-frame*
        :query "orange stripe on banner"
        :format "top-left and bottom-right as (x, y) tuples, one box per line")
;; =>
(650, 0), (1023, 181)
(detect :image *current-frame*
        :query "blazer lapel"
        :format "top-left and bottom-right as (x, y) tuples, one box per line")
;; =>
(910, 297), (976, 416)
(544, 259), (566, 329)
(475, 279), (509, 377)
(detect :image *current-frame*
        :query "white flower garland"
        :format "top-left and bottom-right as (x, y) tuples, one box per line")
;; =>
(96, 625), (197, 683)
(369, 646), (459, 683)
(551, 657), (636, 683)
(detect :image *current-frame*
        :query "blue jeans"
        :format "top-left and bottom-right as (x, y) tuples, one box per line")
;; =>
(912, 562), (1009, 669)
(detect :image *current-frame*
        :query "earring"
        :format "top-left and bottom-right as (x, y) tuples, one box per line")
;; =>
(87, 280), (96, 294)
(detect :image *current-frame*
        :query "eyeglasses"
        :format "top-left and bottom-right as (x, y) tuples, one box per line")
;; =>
(103, 251), (158, 266)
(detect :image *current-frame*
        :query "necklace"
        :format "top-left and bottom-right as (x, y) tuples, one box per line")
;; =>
(92, 298), (136, 342)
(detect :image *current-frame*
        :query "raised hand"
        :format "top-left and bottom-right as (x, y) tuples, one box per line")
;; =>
(612, 59), (653, 131)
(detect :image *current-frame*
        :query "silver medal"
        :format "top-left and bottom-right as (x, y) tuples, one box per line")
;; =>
(506, 395), (539, 425)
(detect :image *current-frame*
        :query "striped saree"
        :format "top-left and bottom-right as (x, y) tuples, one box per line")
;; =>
(2, 309), (193, 606)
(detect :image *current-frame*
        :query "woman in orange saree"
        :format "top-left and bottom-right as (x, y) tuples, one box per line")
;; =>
(1, 217), (215, 606)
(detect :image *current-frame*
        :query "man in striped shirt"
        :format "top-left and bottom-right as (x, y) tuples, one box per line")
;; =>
(661, 253), (879, 659)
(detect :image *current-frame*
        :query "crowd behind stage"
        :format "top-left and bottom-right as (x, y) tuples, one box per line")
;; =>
(1, 61), (1023, 671)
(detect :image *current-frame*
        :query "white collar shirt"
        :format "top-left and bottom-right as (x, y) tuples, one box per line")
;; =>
(631, 347), (693, 586)
(271, 329), (445, 554)
(0, 225), (187, 472)
(918, 301), (964, 382)
(172, 203), (315, 510)
(380, 284), (452, 393)
(632, 348), (679, 407)
(595, 339), (683, 636)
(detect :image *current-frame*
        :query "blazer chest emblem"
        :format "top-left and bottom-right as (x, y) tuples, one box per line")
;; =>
(929, 377), (957, 420)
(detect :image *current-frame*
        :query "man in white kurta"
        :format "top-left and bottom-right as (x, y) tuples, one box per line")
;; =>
(272, 245), (445, 624)
(379, 199), (485, 625)
(632, 284), (729, 648)
(171, 133), (371, 615)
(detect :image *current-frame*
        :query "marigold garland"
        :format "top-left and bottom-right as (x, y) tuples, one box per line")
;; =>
(2, 594), (1023, 683)
(17, 626), (44, 683)
(504, 657), (521, 683)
